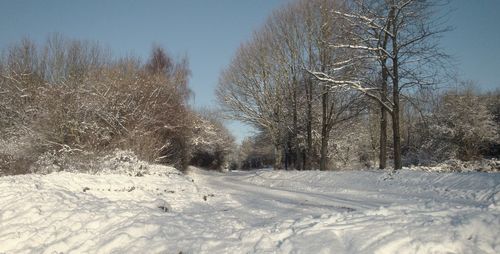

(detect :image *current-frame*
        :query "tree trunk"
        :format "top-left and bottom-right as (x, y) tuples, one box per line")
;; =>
(284, 142), (289, 170)
(379, 105), (387, 169)
(304, 78), (313, 171)
(273, 143), (283, 170)
(320, 125), (330, 171)
(292, 77), (301, 170)
(391, 13), (402, 170)
(320, 85), (329, 171)
(379, 65), (389, 169)
(392, 100), (402, 170)
(378, 16), (392, 170)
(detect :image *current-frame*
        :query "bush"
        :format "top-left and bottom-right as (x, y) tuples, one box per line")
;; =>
(0, 36), (194, 175)
(189, 110), (235, 171)
(428, 87), (498, 161)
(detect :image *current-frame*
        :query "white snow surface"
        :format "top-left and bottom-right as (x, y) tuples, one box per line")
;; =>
(0, 165), (499, 253)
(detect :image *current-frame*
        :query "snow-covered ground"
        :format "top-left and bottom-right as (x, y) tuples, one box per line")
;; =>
(0, 165), (499, 253)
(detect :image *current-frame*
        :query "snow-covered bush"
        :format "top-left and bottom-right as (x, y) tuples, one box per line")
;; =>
(328, 120), (377, 170)
(427, 88), (498, 161)
(0, 37), (193, 175)
(408, 158), (500, 172)
(400, 84), (499, 166)
(96, 150), (151, 176)
(26, 149), (180, 176)
(189, 111), (235, 170)
(0, 132), (45, 176)
(237, 133), (275, 170)
(28, 145), (102, 175)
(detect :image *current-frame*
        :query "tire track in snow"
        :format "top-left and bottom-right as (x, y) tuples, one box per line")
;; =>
(199, 171), (385, 214)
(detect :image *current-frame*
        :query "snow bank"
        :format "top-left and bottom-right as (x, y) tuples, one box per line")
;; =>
(0, 158), (209, 253)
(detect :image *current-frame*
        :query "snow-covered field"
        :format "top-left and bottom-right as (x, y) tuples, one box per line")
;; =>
(0, 165), (499, 253)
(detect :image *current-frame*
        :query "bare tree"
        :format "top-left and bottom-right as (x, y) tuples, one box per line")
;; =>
(145, 46), (173, 75)
(217, 29), (287, 169)
(218, 0), (367, 171)
(310, 0), (450, 170)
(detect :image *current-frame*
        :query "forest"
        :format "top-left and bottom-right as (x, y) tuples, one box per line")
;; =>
(217, 0), (499, 171)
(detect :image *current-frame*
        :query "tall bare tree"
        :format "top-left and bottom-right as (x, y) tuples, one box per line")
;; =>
(218, 0), (365, 170)
(217, 29), (287, 169)
(310, 0), (450, 170)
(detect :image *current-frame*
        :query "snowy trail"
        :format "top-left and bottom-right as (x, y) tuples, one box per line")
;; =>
(0, 167), (499, 253)
(198, 170), (384, 213)
(196, 169), (497, 214)
(192, 169), (500, 253)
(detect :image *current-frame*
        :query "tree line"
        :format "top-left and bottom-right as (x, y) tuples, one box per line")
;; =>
(218, 0), (499, 170)
(1, 0), (497, 174)
(0, 35), (234, 175)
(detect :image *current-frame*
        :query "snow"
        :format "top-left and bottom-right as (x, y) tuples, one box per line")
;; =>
(0, 164), (499, 253)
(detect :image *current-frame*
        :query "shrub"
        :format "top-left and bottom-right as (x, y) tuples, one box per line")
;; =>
(0, 37), (194, 174)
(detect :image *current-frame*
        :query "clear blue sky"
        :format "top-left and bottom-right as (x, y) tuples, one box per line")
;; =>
(1, 0), (499, 143)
